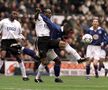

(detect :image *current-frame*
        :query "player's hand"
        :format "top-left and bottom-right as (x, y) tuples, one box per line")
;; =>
(35, 8), (41, 20)
(35, 8), (41, 14)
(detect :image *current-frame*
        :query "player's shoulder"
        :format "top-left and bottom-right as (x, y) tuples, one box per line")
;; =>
(14, 20), (21, 25)
(89, 26), (104, 30)
(97, 27), (106, 33)
(0, 18), (9, 22)
(98, 27), (104, 30)
(36, 14), (43, 21)
(88, 26), (93, 30)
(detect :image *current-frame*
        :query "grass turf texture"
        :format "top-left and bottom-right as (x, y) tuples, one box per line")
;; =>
(0, 75), (108, 90)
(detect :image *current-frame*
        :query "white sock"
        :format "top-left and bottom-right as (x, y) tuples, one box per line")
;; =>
(65, 44), (81, 60)
(19, 61), (27, 78)
(0, 60), (3, 70)
(36, 63), (45, 79)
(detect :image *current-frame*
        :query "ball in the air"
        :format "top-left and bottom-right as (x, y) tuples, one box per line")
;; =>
(82, 34), (93, 44)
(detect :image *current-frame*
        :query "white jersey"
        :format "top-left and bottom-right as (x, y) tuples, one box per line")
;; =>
(0, 18), (23, 39)
(35, 14), (50, 37)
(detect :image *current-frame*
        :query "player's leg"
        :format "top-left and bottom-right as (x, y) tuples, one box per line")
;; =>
(22, 47), (40, 62)
(85, 45), (93, 80)
(34, 48), (47, 83)
(47, 49), (63, 83)
(8, 43), (29, 81)
(15, 55), (29, 81)
(53, 57), (63, 82)
(93, 46), (103, 78)
(35, 63), (45, 82)
(64, 43), (87, 63)
(0, 50), (5, 73)
(93, 59), (99, 78)
(99, 49), (108, 77)
(0, 39), (9, 72)
(98, 59), (108, 77)
(85, 59), (92, 80)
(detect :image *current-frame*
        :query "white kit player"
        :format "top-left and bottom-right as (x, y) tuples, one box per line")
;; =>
(0, 10), (29, 81)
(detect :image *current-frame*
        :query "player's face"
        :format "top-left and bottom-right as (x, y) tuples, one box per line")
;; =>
(92, 20), (99, 28)
(45, 9), (52, 18)
(10, 11), (18, 20)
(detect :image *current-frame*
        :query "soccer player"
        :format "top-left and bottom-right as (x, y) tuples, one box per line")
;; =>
(85, 17), (108, 80)
(34, 8), (86, 83)
(39, 8), (86, 62)
(0, 10), (29, 81)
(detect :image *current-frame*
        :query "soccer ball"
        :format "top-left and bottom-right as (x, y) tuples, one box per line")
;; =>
(82, 34), (93, 44)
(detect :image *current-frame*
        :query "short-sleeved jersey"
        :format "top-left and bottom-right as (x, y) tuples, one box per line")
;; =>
(86, 26), (108, 46)
(35, 14), (50, 37)
(0, 18), (22, 39)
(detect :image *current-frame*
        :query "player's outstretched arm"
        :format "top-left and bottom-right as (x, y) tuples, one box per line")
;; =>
(35, 8), (41, 20)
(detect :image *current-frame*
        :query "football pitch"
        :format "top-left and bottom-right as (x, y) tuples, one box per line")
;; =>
(0, 75), (108, 90)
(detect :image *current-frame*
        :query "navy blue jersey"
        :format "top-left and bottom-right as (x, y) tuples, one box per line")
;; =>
(41, 14), (63, 39)
(86, 27), (108, 46)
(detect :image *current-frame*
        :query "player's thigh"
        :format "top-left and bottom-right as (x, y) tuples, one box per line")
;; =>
(86, 45), (94, 59)
(93, 46), (101, 60)
(48, 39), (59, 49)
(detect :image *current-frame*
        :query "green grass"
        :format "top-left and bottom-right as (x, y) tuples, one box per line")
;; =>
(0, 75), (108, 90)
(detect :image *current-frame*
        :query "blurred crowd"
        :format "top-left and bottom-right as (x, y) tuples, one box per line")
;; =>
(0, 0), (108, 60)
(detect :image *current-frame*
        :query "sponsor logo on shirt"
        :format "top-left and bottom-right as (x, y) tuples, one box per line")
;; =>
(7, 27), (16, 31)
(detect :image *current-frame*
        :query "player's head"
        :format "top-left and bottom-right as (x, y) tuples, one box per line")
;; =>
(92, 17), (99, 28)
(10, 10), (18, 21)
(44, 8), (52, 18)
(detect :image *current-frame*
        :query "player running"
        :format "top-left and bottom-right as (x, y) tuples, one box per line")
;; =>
(85, 17), (108, 80)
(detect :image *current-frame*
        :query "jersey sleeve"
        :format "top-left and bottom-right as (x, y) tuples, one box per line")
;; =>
(40, 14), (62, 32)
(102, 29), (108, 45)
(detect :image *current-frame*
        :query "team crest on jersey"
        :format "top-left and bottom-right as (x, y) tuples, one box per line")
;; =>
(93, 34), (99, 40)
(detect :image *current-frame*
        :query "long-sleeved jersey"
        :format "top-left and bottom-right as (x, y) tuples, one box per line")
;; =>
(40, 14), (63, 39)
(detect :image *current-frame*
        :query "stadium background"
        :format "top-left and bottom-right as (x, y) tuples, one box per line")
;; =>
(0, 1), (108, 90)
(0, 0), (108, 76)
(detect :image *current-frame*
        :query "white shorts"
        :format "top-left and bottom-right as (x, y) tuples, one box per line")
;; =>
(86, 45), (101, 60)
(100, 49), (106, 59)
(46, 49), (58, 60)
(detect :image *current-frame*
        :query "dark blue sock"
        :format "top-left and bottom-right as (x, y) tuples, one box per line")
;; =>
(86, 65), (90, 75)
(54, 64), (60, 77)
(16, 57), (22, 63)
(99, 63), (105, 71)
(94, 65), (98, 76)
(23, 48), (40, 61)
(45, 66), (49, 73)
